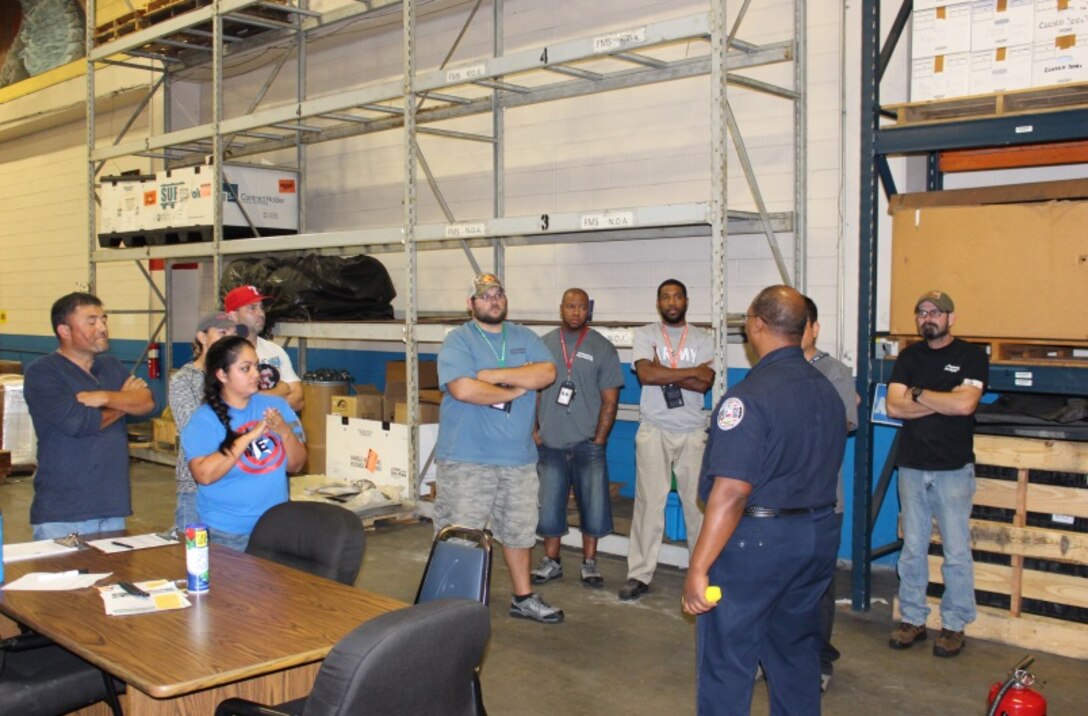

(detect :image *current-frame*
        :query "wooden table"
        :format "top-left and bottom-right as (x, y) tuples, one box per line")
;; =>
(0, 536), (405, 715)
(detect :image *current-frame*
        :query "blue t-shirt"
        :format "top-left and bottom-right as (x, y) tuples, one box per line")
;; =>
(180, 394), (301, 535)
(24, 353), (140, 524)
(436, 321), (555, 466)
(698, 346), (846, 509)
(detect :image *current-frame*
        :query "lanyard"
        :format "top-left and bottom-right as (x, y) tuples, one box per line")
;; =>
(659, 323), (688, 369)
(559, 326), (589, 377)
(472, 322), (507, 366)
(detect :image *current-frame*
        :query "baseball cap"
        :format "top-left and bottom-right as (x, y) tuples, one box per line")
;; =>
(471, 272), (504, 298)
(915, 290), (954, 313)
(196, 311), (248, 339)
(224, 285), (269, 313)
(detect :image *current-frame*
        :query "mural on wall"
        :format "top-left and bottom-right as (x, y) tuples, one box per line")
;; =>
(0, 0), (86, 89)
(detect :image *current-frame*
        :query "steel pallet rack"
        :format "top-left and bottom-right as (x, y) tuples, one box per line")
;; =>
(86, 0), (807, 504)
(854, 0), (1088, 611)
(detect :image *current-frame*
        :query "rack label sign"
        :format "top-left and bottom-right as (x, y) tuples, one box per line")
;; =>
(445, 222), (486, 238)
(593, 27), (646, 53)
(581, 211), (634, 230)
(446, 64), (487, 83)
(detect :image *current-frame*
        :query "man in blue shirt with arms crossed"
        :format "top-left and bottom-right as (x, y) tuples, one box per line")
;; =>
(435, 273), (561, 623)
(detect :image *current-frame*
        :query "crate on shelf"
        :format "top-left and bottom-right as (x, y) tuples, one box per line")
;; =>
(917, 435), (1088, 659)
(885, 81), (1088, 126)
(883, 335), (1088, 368)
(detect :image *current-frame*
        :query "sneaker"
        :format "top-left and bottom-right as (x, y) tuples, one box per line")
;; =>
(932, 629), (966, 658)
(509, 593), (564, 624)
(580, 559), (604, 588)
(530, 556), (563, 584)
(618, 578), (649, 601)
(888, 622), (927, 650)
(820, 672), (832, 693)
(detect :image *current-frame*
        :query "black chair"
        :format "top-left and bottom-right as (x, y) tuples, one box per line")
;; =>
(415, 525), (493, 715)
(0, 633), (125, 716)
(415, 525), (493, 605)
(246, 501), (366, 585)
(215, 599), (490, 716)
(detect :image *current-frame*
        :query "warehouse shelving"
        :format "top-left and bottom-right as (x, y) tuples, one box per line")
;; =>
(85, 0), (807, 507)
(853, 0), (1088, 611)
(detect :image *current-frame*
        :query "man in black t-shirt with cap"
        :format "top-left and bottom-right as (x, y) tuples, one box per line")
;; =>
(886, 290), (988, 659)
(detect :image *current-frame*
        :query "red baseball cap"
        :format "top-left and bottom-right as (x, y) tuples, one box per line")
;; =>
(224, 285), (269, 313)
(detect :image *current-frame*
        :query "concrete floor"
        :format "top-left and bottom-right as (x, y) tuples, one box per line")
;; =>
(3, 460), (1086, 714)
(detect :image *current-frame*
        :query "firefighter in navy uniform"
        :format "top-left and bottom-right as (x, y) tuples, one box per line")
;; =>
(682, 285), (847, 716)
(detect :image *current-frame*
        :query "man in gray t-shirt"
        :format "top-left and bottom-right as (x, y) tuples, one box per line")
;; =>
(619, 279), (715, 601)
(531, 289), (625, 588)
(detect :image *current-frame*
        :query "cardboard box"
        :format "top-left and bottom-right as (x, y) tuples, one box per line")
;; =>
(325, 416), (439, 500)
(99, 175), (156, 236)
(911, 52), (972, 101)
(912, 3), (974, 59)
(155, 163), (299, 236)
(384, 360), (439, 388)
(1033, 0), (1088, 43)
(889, 180), (1088, 340)
(394, 401), (441, 424)
(971, 0), (1036, 51)
(1032, 33), (1088, 85)
(0, 377), (36, 466)
(382, 388), (443, 423)
(970, 44), (1034, 93)
(0, 361), (21, 375)
(330, 385), (383, 420)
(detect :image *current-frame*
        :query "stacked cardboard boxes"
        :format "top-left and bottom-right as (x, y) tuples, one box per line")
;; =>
(912, 1), (1087, 101)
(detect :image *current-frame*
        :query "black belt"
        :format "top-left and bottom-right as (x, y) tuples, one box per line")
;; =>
(743, 505), (832, 518)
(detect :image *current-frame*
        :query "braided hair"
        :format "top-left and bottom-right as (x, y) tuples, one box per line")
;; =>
(203, 335), (254, 456)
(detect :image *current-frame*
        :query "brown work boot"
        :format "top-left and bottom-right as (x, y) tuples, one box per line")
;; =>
(888, 622), (927, 650)
(932, 629), (966, 658)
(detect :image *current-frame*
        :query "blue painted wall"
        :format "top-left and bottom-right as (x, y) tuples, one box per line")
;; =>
(0, 334), (900, 561)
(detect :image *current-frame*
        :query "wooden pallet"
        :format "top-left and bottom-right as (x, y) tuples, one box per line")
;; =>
(887, 335), (1088, 368)
(884, 82), (1088, 127)
(94, 0), (293, 49)
(918, 435), (1088, 659)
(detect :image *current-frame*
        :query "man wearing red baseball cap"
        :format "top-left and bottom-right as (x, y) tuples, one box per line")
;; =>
(224, 285), (304, 412)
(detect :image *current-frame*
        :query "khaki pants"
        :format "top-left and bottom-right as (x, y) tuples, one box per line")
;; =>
(626, 422), (707, 584)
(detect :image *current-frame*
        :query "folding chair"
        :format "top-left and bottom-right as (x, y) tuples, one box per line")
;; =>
(414, 525), (493, 716)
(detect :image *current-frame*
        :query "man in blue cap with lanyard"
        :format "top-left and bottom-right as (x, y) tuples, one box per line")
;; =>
(435, 272), (562, 623)
(683, 285), (846, 715)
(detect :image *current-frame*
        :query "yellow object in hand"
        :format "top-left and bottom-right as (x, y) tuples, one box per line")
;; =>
(705, 586), (722, 603)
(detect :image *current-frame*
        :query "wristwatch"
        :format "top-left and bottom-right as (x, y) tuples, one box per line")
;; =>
(911, 386), (924, 403)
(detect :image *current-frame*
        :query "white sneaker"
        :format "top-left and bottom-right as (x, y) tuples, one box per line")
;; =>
(509, 593), (564, 624)
(530, 556), (563, 584)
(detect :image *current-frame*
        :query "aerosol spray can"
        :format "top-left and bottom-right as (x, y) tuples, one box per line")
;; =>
(185, 523), (210, 593)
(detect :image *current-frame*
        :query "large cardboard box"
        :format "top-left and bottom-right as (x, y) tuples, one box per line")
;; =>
(330, 385), (383, 420)
(911, 52), (972, 100)
(970, 44), (1034, 93)
(1032, 33), (1088, 85)
(1033, 0), (1088, 43)
(889, 180), (1088, 340)
(99, 175), (156, 236)
(912, 3), (974, 59)
(383, 360), (441, 422)
(155, 163), (299, 237)
(971, 0), (1036, 51)
(325, 416), (439, 500)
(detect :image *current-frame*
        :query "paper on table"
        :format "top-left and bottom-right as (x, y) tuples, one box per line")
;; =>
(99, 579), (191, 616)
(2, 571), (111, 591)
(2, 540), (80, 563)
(86, 533), (179, 554)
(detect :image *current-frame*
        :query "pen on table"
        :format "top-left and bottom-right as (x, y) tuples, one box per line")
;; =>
(40, 569), (89, 581)
(111, 540), (134, 549)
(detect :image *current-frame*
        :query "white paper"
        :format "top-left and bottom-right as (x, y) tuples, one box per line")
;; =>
(98, 579), (191, 616)
(2, 539), (79, 563)
(86, 533), (179, 554)
(2, 571), (110, 591)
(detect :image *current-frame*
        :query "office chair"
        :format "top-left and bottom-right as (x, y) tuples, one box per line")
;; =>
(215, 599), (490, 716)
(0, 633), (125, 716)
(246, 501), (366, 585)
(414, 525), (493, 715)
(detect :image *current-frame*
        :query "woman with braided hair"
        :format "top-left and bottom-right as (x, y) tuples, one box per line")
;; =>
(180, 335), (306, 550)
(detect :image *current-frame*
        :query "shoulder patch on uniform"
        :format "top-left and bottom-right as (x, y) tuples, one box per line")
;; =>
(717, 397), (744, 431)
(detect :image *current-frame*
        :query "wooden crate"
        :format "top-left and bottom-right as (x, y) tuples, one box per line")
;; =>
(885, 335), (1088, 368)
(921, 436), (1088, 659)
(152, 417), (178, 453)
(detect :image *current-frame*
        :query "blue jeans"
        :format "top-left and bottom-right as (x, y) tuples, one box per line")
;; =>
(175, 491), (198, 532)
(208, 527), (250, 552)
(536, 440), (613, 538)
(32, 517), (127, 540)
(897, 465), (977, 631)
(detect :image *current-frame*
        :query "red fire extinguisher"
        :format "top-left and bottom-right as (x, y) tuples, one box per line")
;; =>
(987, 656), (1046, 716)
(148, 343), (161, 379)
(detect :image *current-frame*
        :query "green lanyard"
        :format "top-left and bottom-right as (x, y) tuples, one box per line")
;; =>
(472, 322), (507, 366)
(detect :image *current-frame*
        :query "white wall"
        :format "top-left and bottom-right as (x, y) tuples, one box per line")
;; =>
(0, 0), (855, 371)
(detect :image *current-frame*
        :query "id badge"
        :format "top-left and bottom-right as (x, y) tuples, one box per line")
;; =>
(490, 384), (513, 413)
(662, 383), (684, 409)
(557, 380), (576, 406)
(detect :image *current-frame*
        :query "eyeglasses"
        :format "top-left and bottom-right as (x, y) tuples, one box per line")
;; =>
(915, 308), (946, 319)
(476, 291), (506, 303)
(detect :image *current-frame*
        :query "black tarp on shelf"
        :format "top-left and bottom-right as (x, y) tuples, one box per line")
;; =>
(975, 394), (1088, 441)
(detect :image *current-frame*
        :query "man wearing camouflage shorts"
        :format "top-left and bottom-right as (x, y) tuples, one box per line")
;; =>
(434, 273), (562, 624)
